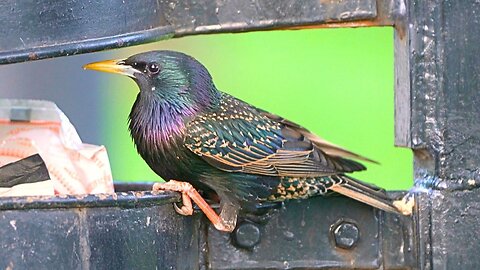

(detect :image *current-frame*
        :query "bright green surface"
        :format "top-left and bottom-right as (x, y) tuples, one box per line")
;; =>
(100, 27), (412, 190)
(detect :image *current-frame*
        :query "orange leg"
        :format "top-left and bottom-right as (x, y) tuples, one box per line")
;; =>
(152, 180), (236, 232)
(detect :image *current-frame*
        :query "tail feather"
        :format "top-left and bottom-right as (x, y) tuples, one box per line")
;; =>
(331, 175), (405, 215)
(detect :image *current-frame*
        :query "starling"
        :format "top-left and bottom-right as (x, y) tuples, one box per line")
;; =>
(84, 51), (403, 232)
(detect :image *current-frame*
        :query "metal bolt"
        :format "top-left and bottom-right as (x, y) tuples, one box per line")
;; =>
(232, 222), (261, 249)
(333, 221), (359, 249)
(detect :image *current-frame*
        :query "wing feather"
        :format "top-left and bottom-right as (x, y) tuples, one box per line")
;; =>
(185, 95), (368, 177)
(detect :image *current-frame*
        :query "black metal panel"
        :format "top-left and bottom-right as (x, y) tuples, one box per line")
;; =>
(401, 0), (480, 186)
(0, 183), (415, 269)
(393, 1), (480, 269)
(381, 199), (417, 269)
(166, 0), (377, 36)
(0, 0), (173, 64)
(415, 189), (480, 270)
(86, 207), (200, 269)
(207, 195), (415, 270)
(0, 210), (82, 269)
(0, 189), (201, 270)
(0, 0), (384, 64)
(428, 190), (480, 269)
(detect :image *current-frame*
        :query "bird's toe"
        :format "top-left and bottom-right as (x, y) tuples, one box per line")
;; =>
(173, 202), (194, 216)
(213, 221), (236, 232)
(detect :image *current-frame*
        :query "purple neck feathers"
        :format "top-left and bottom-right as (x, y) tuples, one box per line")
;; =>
(128, 94), (197, 154)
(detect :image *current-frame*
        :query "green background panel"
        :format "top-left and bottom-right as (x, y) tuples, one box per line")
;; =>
(99, 27), (412, 190)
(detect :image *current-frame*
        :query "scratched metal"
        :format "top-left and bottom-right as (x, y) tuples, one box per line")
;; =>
(0, 185), (201, 269)
(208, 195), (415, 270)
(394, 1), (480, 269)
(0, 183), (414, 269)
(397, 0), (480, 188)
(166, 0), (377, 35)
(0, 191), (178, 211)
(0, 0), (384, 64)
(0, 0), (173, 64)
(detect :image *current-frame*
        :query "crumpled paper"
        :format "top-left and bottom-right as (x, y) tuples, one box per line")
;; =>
(0, 99), (114, 196)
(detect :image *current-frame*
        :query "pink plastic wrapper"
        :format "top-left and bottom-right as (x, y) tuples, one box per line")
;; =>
(0, 99), (114, 196)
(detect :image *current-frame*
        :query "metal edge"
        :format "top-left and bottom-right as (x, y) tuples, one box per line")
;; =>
(0, 190), (180, 211)
(0, 26), (174, 65)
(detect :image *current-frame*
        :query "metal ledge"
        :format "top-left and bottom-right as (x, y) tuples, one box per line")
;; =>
(0, 190), (179, 211)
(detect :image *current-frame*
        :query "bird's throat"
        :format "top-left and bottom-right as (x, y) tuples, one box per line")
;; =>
(128, 94), (193, 155)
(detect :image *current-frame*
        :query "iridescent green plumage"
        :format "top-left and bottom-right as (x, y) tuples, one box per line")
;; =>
(185, 94), (365, 178)
(85, 50), (402, 231)
(183, 93), (392, 207)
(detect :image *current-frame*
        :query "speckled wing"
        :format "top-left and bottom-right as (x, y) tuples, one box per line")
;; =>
(184, 96), (366, 177)
(260, 112), (378, 164)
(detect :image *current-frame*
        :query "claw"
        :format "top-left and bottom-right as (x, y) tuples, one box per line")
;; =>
(173, 201), (193, 216)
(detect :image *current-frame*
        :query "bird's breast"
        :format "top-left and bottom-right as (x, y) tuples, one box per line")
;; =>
(128, 98), (195, 179)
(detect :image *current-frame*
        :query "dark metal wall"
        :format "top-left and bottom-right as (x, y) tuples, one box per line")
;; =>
(403, 1), (480, 269)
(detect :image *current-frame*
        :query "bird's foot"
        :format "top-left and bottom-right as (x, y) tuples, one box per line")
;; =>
(173, 200), (194, 216)
(152, 180), (236, 232)
(212, 219), (236, 232)
(153, 181), (194, 215)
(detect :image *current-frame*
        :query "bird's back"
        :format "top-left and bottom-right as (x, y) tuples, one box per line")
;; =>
(185, 93), (367, 177)
(179, 93), (374, 206)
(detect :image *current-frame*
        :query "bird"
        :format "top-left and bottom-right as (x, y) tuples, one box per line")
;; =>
(84, 50), (405, 232)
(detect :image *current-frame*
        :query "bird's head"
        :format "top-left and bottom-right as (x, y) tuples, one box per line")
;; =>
(84, 50), (220, 114)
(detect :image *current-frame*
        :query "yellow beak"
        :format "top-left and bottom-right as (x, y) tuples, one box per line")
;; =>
(83, 59), (137, 78)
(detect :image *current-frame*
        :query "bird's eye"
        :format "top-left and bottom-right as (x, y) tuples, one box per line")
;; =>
(147, 62), (160, 74)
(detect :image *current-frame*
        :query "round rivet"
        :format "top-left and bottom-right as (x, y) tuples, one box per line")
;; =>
(232, 222), (261, 249)
(333, 221), (359, 249)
